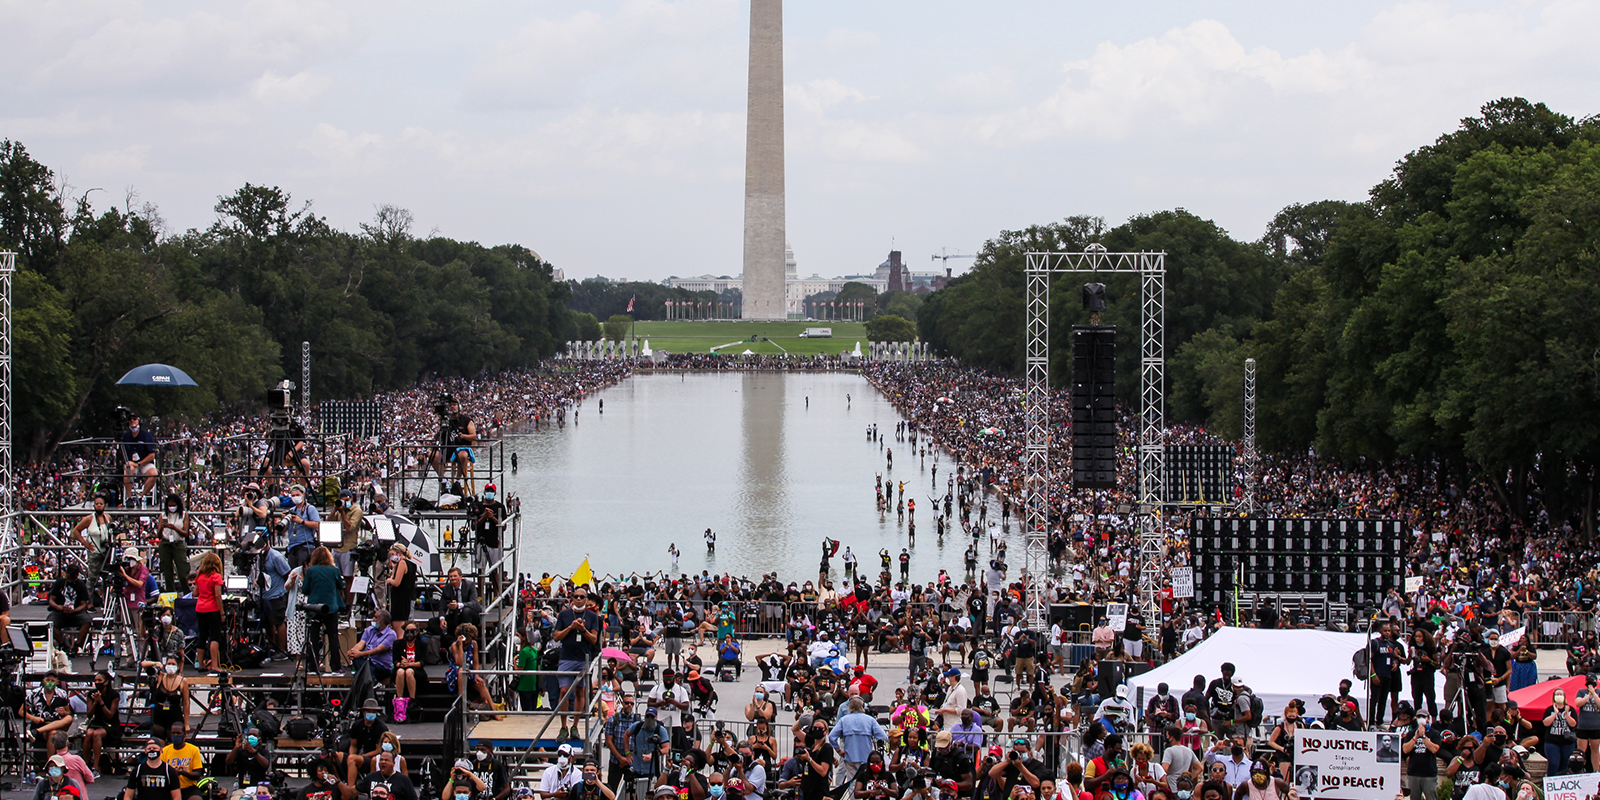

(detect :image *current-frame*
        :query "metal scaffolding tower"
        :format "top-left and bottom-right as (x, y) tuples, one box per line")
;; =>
(301, 341), (311, 420)
(1023, 247), (1166, 626)
(1238, 357), (1257, 515)
(0, 253), (12, 524)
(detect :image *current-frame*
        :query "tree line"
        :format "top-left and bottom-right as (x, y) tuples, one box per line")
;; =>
(917, 98), (1600, 528)
(0, 143), (571, 460)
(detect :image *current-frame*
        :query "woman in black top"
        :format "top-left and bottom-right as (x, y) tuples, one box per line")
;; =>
(1409, 628), (1438, 717)
(84, 669), (121, 774)
(386, 543), (416, 637)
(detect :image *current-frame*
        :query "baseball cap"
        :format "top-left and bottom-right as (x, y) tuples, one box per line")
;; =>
(363, 698), (381, 711)
(653, 788), (679, 798)
(49, 754), (67, 767)
(454, 759), (474, 771)
(1116, 685), (1129, 698)
(1231, 676), (1244, 687)
(935, 731), (953, 747)
(558, 743), (577, 756)
(485, 483), (497, 492)
(644, 706), (659, 716)
(1344, 701), (1359, 713)
(943, 668), (961, 678)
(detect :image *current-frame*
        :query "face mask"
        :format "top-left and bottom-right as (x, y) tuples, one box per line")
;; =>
(870, 764), (883, 773)
(42, 681), (56, 692)
(457, 794), (471, 800)
(1178, 793), (1192, 799)
(146, 750), (162, 762)
(391, 555), (401, 562)
(710, 787), (726, 798)
(1184, 712), (1196, 721)
(381, 742), (395, 752)
(366, 713), (378, 722)
(1112, 784), (1130, 793)
(165, 664), (179, 675)
(172, 734), (186, 747)
(247, 735), (260, 747)
(557, 756), (569, 768)
(1252, 775), (1269, 787)
(1231, 747), (1244, 758)
(49, 767), (63, 778)
(485, 492), (495, 500)
(167, 506), (178, 513)
(476, 751), (488, 762)
(162, 615), (173, 627)
(406, 631), (417, 640)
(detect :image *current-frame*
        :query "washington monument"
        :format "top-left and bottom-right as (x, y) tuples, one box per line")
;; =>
(741, 0), (786, 320)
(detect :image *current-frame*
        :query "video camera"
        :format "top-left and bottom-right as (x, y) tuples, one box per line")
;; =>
(434, 394), (456, 418)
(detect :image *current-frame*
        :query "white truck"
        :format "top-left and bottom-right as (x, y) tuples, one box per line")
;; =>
(799, 327), (833, 338)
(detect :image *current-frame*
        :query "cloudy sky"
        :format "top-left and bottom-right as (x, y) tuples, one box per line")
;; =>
(4, 0), (1596, 282)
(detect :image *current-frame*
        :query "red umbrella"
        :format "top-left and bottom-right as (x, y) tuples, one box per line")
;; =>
(1507, 674), (1586, 718)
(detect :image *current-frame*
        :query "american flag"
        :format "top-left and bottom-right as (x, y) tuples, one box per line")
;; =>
(626, 295), (635, 313)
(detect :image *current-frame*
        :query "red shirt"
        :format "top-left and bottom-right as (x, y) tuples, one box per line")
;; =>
(195, 572), (224, 613)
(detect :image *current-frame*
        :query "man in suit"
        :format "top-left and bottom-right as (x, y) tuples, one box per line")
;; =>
(441, 567), (481, 637)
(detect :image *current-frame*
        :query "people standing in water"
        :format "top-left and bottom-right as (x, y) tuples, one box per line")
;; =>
(704, 528), (716, 553)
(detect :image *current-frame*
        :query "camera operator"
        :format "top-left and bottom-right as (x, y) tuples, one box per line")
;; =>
(226, 727), (275, 788)
(118, 547), (151, 638)
(121, 412), (159, 506)
(429, 396), (478, 495)
(234, 483), (273, 541)
(260, 543), (292, 659)
(474, 483), (506, 598)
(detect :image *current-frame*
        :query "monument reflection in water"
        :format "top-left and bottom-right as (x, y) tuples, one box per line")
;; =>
(506, 371), (1014, 583)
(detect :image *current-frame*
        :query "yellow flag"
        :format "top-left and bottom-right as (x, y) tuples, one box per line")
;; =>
(572, 558), (594, 588)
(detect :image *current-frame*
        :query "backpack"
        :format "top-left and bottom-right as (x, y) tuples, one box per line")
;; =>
(251, 706), (282, 740)
(1247, 692), (1264, 727)
(1352, 647), (1369, 679)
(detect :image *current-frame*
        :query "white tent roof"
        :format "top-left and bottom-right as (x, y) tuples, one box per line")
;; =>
(1126, 626), (1367, 717)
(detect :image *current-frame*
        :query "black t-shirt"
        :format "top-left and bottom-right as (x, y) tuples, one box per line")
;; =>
(854, 764), (898, 798)
(49, 578), (90, 613)
(1015, 633), (1037, 659)
(556, 608), (601, 661)
(662, 616), (683, 639)
(1405, 727), (1439, 777)
(1487, 646), (1512, 682)
(973, 694), (1000, 718)
(908, 632), (928, 657)
(128, 760), (180, 800)
(800, 741), (836, 800)
(234, 743), (275, 785)
(476, 500), (505, 548)
(359, 770), (420, 800)
(296, 780), (342, 800)
(997, 757), (1046, 797)
(348, 719), (389, 754)
(1205, 679), (1236, 717)
(930, 747), (974, 782)
(449, 413), (474, 446)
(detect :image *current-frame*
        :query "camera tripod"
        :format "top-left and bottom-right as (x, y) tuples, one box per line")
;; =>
(89, 553), (142, 669)
(290, 603), (334, 712)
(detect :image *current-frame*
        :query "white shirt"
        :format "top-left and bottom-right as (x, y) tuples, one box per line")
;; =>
(808, 641), (837, 661)
(1096, 697), (1135, 721)
(843, 550), (856, 565)
(938, 683), (970, 729)
(538, 763), (578, 795)
(1461, 785), (1505, 800)
(647, 684), (690, 729)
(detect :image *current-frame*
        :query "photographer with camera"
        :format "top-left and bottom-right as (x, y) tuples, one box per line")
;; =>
(117, 547), (152, 638)
(446, 757), (489, 800)
(121, 411), (159, 506)
(282, 486), (321, 570)
(71, 494), (115, 564)
(225, 727), (275, 788)
(330, 489), (365, 588)
(986, 739), (1044, 800)
(429, 396), (478, 495)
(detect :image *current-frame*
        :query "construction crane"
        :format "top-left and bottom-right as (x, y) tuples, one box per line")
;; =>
(931, 247), (977, 264)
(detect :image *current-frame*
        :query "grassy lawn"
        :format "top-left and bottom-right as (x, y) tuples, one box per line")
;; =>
(629, 320), (868, 355)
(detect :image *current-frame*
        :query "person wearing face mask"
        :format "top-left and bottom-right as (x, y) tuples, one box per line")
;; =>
(1098, 768), (1144, 800)
(47, 561), (94, 656)
(348, 609), (398, 684)
(120, 412), (159, 506)
(155, 494), (194, 591)
(356, 751), (419, 800)
(745, 686), (778, 723)
(538, 744), (580, 800)
(259, 539), (293, 659)
(474, 483), (506, 597)
(1146, 683), (1180, 733)
(795, 721), (836, 800)
(346, 698), (392, 784)
(1545, 688), (1579, 774)
(386, 543), (418, 638)
(46, 731), (94, 788)
(648, 669), (691, 751)
(467, 741), (511, 800)
(282, 485), (322, 570)
(160, 725), (206, 800)
(852, 750), (897, 800)
(1201, 738), (1250, 790)
(331, 489), (365, 584)
(929, 729), (977, 795)
(24, 671), (76, 749)
(1266, 702), (1303, 783)
(123, 736), (181, 800)
(84, 670), (123, 777)
(226, 726), (276, 789)
(1227, 763), (1287, 800)
(394, 622), (429, 723)
(1459, 763), (1505, 800)
(1170, 775), (1196, 800)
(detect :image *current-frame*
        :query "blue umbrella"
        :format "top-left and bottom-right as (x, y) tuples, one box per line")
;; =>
(116, 363), (198, 387)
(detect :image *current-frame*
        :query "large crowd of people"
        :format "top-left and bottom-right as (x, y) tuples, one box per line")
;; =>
(6, 356), (1598, 800)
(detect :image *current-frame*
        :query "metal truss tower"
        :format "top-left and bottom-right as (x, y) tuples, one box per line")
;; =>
(301, 341), (311, 421)
(1023, 247), (1166, 626)
(0, 253), (12, 524)
(1238, 357), (1257, 516)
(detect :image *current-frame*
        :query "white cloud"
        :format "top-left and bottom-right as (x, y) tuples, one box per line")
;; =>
(254, 71), (331, 104)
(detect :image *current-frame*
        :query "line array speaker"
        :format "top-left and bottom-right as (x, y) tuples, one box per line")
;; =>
(1164, 445), (1235, 505)
(1188, 518), (1404, 608)
(1071, 325), (1117, 490)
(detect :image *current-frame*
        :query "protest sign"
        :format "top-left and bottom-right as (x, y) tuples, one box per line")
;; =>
(1294, 729), (1400, 800)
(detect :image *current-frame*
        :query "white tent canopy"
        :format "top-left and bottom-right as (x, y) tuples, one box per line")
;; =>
(1126, 626), (1367, 718)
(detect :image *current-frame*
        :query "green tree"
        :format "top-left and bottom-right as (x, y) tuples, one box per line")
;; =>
(866, 314), (917, 342)
(835, 281), (877, 318)
(0, 139), (67, 273)
(880, 290), (923, 322)
(570, 312), (602, 341)
(604, 314), (632, 341)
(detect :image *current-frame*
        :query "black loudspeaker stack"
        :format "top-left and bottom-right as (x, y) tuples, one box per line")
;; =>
(1071, 325), (1117, 490)
(1189, 517), (1404, 609)
(318, 399), (384, 437)
(1164, 445), (1236, 505)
